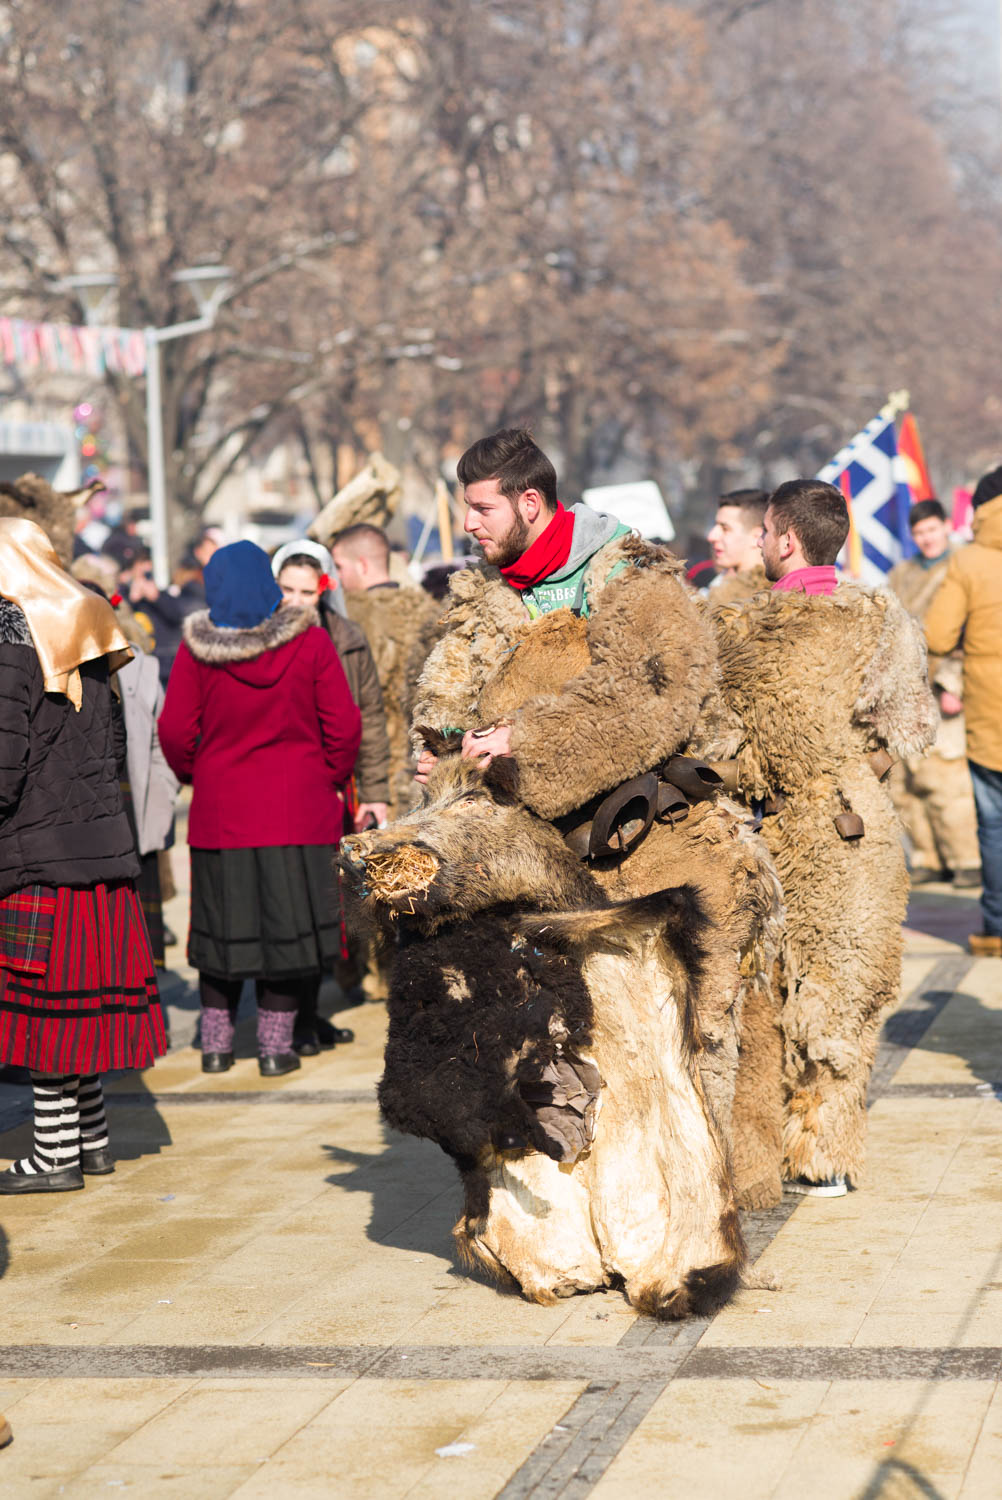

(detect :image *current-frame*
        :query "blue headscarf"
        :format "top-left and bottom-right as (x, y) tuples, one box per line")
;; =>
(204, 540), (283, 629)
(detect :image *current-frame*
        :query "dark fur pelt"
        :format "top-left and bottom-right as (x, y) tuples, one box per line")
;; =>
(379, 913), (595, 1187)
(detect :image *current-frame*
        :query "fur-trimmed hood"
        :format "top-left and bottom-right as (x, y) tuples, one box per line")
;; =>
(182, 604), (317, 684)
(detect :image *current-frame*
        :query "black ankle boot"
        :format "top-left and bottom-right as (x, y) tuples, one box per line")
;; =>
(258, 1052), (301, 1078)
(315, 1016), (355, 1047)
(202, 1051), (235, 1074)
(81, 1146), (115, 1176)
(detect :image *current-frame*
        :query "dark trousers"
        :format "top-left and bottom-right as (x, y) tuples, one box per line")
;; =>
(199, 974), (320, 1015)
(969, 759), (1002, 937)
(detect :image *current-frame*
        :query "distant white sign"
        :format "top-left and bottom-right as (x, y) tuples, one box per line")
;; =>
(581, 480), (675, 541)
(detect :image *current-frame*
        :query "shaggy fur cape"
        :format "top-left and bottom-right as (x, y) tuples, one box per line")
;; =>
(713, 583), (937, 1185)
(344, 756), (743, 1318)
(413, 535), (717, 819)
(0, 474), (79, 570)
(412, 535), (786, 1207)
(346, 586), (443, 815)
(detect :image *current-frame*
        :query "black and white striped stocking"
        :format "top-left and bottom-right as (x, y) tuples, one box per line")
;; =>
(78, 1074), (109, 1153)
(10, 1074), (82, 1175)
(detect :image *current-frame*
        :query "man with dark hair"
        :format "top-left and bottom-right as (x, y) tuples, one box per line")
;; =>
(888, 501), (980, 890)
(412, 427), (788, 1211)
(926, 465), (1002, 956)
(707, 489), (768, 604)
(712, 478), (937, 1196)
(457, 427), (559, 516)
(452, 427), (615, 617)
(760, 478), (850, 585)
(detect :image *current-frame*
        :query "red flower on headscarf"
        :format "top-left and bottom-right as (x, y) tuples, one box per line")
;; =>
(318, 573), (331, 592)
(109, 592), (123, 608)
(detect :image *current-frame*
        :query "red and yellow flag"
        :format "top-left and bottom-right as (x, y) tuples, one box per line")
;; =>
(898, 413), (935, 501)
(838, 469), (864, 578)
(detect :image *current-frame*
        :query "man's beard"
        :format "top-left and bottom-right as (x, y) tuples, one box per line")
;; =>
(482, 512), (531, 568)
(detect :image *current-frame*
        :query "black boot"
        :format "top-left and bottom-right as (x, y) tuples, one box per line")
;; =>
(315, 1016), (355, 1047)
(201, 1051), (234, 1074)
(81, 1146), (115, 1176)
(258, 1053), (301, 1078)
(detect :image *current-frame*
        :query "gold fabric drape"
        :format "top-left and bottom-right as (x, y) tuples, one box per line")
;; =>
(0, 517), (131, 708)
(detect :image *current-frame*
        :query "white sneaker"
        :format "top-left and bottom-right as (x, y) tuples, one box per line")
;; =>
(783, 1175), (848, 1197)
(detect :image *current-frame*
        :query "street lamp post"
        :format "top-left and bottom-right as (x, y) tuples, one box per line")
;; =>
(61, 265), (233, 588)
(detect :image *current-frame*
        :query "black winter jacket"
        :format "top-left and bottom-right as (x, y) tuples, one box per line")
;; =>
(0, 598), (140, 897)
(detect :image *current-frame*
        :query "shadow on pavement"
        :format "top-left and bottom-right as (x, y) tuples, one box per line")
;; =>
(889, 986), (1002, 1089)
(102, 1067), (174, 1161)
(859, 1456), (949, 1500)
(320, 1132), (486, 1281)
(905, 887), (980, 948)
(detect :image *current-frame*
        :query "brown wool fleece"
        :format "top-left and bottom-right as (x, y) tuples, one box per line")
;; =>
(713, 583), (937, 1185)
(345, 585), (444, 815)
(412, 535), (788, 1208)
(414, 536), (717, 820)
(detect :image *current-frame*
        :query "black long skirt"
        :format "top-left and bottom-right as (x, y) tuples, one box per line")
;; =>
(188, 845), (341, 981)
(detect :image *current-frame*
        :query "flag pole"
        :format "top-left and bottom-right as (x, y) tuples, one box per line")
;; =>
(882, 388), (914, 558)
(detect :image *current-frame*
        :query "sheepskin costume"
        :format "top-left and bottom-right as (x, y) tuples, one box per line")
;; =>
(707, 564), (769, 607)
(712, 583), (937, 1187)
(344, 586), (443, 816)
(0, 474), (88, 570)
(342, 756), (745, 1318)
(412, 533), (786, 1208)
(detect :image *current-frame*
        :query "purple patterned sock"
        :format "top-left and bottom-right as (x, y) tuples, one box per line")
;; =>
(200, 1006), (235, 1054)
(257, 1008), (295, 1057)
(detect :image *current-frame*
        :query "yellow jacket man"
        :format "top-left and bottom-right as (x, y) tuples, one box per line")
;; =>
(926, 468), (1002, 955)
(887, 499), (980, 887)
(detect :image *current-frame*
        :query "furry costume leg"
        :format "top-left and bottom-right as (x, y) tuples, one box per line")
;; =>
(593, 801), (785, 1206)
(767, 774), (907, 1187)
(730, 966), (785, 1208)
(783, 1005), (884, 1186)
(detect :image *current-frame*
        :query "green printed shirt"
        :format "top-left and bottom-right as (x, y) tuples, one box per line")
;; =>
(522, 524), (631, 619)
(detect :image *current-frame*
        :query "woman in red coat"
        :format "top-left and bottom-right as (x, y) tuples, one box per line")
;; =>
(159, 541), (361, 1076)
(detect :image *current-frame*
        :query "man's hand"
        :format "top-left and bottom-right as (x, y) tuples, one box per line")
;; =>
(414, 749), (438, 785)
(939, 690), (964, 717)
(355, 802), (389, 831)
(461, 724), (512, 766)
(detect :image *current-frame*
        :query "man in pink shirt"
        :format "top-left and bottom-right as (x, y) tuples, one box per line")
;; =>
(712, 479), (936, 1199)
(758, 485), (840, 595)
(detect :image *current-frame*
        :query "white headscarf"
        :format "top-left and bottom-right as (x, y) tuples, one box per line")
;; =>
(271, 538), (347, 617)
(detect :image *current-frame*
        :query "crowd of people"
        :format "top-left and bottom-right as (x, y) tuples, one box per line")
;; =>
(0, 429), (998, 1223)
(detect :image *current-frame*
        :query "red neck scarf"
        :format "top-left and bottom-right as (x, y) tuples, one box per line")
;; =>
(499, 503), (575, 591)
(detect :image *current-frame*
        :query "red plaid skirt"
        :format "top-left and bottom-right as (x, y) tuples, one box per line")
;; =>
(0, 881), (167, 1073)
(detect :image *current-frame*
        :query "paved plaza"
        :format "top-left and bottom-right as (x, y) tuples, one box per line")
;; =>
(0, 879), (1000, 1499)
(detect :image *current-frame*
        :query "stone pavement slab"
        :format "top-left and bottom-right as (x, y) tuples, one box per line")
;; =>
(1, 886), (1001, 1498)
